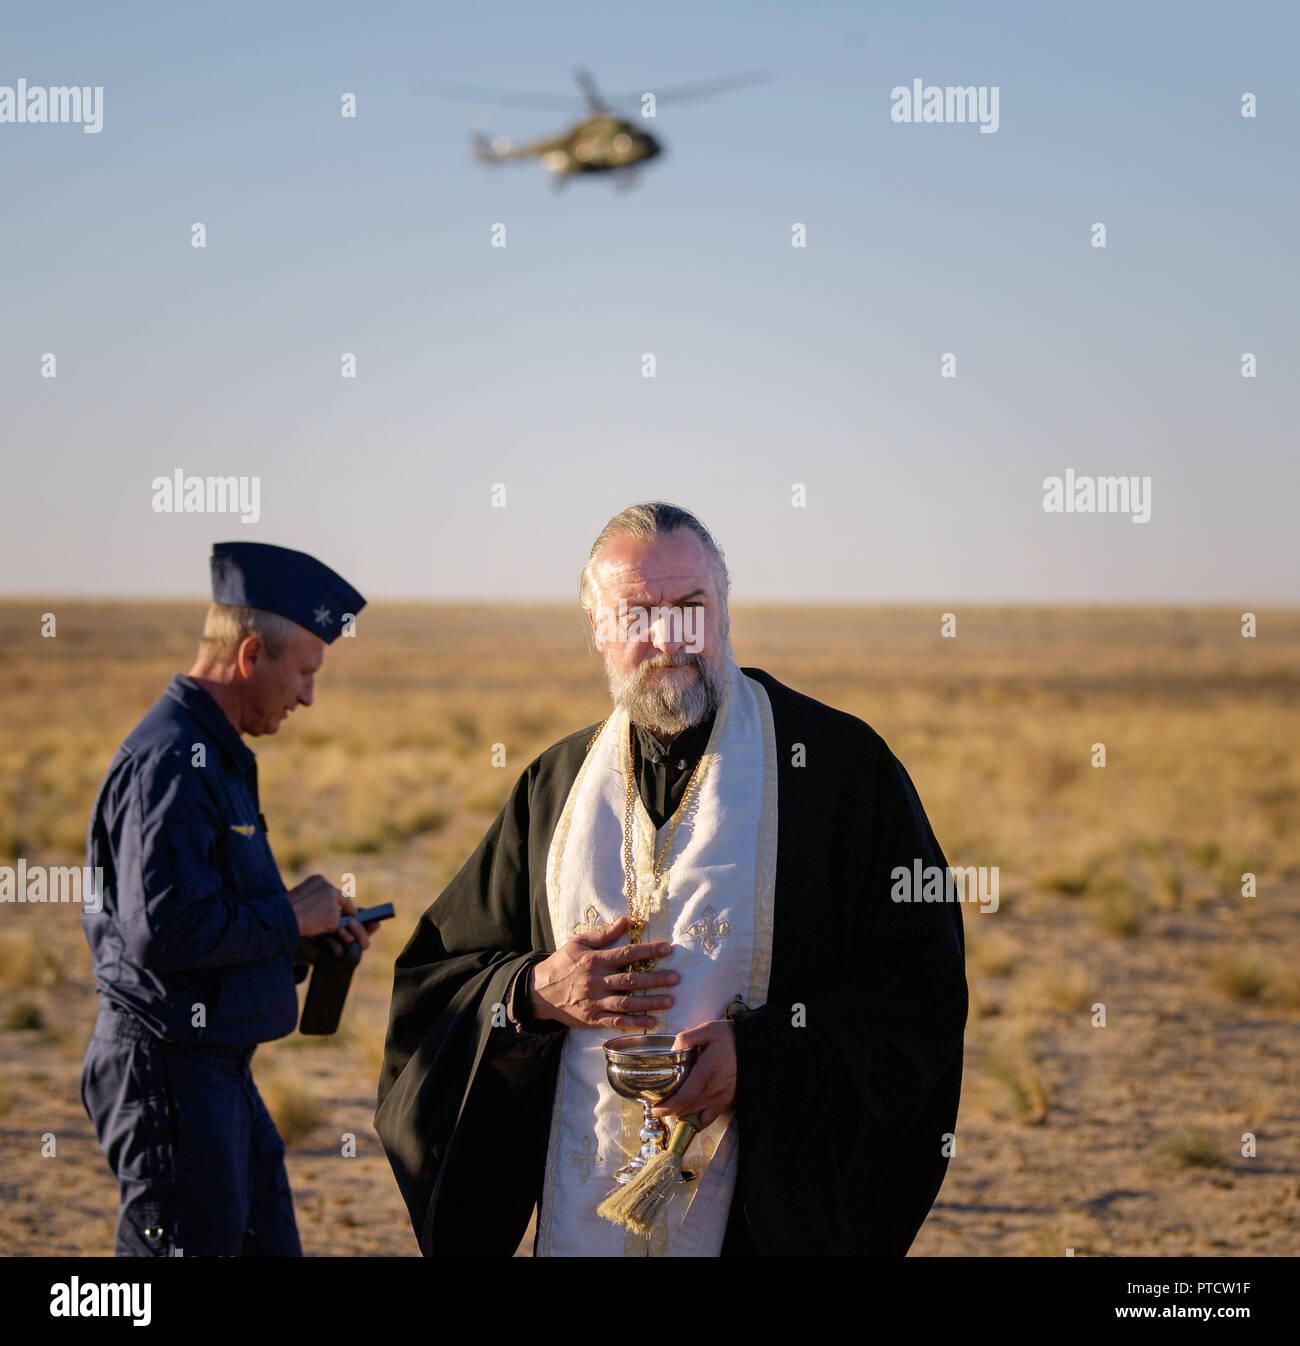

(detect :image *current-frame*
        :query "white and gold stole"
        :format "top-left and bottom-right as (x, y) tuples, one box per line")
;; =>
(535, 662), (777, 1257)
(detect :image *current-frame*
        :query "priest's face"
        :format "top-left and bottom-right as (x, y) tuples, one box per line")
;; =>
(588, 529), (733, 740)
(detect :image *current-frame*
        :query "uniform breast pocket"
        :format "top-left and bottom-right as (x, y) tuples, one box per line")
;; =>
(222, 820), (281, 897)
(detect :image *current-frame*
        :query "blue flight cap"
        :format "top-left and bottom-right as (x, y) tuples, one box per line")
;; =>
(209, 542), (366, 644)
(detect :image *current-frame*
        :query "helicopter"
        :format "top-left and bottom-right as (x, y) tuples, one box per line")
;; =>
(416, 66), (770, 187)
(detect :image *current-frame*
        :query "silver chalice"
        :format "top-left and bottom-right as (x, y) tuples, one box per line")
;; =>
(602, 1034), (699, 1185)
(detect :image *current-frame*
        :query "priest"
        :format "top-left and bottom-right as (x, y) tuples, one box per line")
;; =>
(376, 503), (968, 1256)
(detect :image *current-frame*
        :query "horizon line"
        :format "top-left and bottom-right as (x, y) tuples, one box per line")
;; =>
(0, 594), (1293, 610)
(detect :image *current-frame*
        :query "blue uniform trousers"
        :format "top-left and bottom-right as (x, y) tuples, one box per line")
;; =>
(80, 1008), (301, 1257)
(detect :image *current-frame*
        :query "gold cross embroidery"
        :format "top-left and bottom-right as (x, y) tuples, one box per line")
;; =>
(572, 906), (606, 937)
(684, 906), (734, 955)
(569, 1135), (602, 1182)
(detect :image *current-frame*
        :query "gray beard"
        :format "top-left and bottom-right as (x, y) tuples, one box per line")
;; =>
(605, 648), (732, 739)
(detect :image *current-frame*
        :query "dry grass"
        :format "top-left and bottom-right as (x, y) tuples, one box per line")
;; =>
(0, 932), (65, 990)
(1208, 950), (1269, 1002)
(983, 1030), (1048, 1124)
(3, 1000), (46, 1031)
(1242, 1087), (1275, 1128)
(259, 1072), (322, 1146)
(1151, 858), (1185, 912)
(1266, 966), (1300, 1010)
(968, 930), (1019, 978)
(354, 1010), (391, 1080)
(1025, 959), (1097, 1016)
(1093, 885), (1147, 937)
(1162, 1129), (1227, 1169)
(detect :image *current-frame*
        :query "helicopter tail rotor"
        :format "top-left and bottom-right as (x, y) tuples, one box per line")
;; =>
(471, 132), (511, 163)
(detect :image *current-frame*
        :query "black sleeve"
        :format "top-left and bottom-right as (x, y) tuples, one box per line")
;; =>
(374, 759), (564, 1256)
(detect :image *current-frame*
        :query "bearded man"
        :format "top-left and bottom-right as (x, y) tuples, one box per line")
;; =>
(376, 503), (967, 1256)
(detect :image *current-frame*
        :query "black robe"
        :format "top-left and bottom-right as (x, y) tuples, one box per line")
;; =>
(375, 667), (968, 1256)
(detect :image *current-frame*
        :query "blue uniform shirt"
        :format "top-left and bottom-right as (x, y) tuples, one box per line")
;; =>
(83, 675), (302, 1047)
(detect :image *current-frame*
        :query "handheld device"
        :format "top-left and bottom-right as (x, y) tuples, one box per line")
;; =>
(299, 902), (395, 1035)
(352, 902), (395, 926)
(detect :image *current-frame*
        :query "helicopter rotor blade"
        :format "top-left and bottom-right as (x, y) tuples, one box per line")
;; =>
(612, 68), (773, 108)
(573, 66), (608, 113)
(414, 68), (772, 116)
(414, 78), (580, 111)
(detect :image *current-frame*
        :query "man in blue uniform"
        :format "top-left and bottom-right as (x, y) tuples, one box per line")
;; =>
(81, 541), (375, 1256)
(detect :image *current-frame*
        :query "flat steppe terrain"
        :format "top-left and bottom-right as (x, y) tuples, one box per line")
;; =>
(1, 602), (1296, 1255)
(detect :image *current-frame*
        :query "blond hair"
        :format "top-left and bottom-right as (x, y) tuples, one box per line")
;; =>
(199, 603), (298, 662)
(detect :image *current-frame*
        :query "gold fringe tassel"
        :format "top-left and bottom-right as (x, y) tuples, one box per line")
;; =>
(597, 1114), (701, 1234)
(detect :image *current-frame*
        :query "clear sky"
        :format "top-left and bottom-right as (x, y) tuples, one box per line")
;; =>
(1, 0), (1295, 603)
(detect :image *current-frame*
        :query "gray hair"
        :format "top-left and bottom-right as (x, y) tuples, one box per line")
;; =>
(578, 502), (730, 621)
(200, 603), (298, 661)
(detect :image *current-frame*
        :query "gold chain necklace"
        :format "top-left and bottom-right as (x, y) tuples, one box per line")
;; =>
(587, 716), (709, 960)
(623, 727), (707, 938)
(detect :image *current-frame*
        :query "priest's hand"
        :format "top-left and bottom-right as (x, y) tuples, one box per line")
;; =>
(527, 915), (678, 1031)
(652, 1019), (736, 1130)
